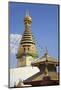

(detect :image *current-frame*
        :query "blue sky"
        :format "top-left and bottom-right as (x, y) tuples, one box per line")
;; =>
(9, 2), (59, 68)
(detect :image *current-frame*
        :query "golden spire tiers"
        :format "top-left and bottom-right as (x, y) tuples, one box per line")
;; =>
(20, 11), (35, 45)
(16, 11), (38, 67)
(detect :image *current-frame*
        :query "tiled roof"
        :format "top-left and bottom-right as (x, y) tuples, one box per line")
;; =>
(32, 54), (59, 66)
(24, 71), (59, 83)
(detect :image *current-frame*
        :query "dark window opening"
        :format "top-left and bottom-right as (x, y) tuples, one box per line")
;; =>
(24, 48), (26, 52)
(28, 47), (29, 51)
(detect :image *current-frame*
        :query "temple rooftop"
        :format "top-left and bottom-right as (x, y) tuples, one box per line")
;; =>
(31, 50), (59, 67)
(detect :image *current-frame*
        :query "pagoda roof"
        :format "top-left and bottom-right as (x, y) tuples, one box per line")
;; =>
(24, 71), (59, 85)
(31, 54), (59, 66)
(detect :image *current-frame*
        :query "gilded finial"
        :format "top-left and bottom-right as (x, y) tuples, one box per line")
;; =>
(26, 10), (29, 17)
(45, 47), (48, 55)
(44, 47), (48, 61)
(24, 10), (32, 25)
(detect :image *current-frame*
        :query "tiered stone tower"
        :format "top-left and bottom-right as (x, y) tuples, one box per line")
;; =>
(16, 12), (38, 67)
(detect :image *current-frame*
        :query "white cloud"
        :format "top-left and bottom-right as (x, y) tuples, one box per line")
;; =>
(10, 34), (22, 54)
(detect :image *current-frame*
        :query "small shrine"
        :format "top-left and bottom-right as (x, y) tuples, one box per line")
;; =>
(24, 49), (59, 86)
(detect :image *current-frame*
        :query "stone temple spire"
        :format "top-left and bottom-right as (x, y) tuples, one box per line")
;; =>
(16, 11), (38, 67)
